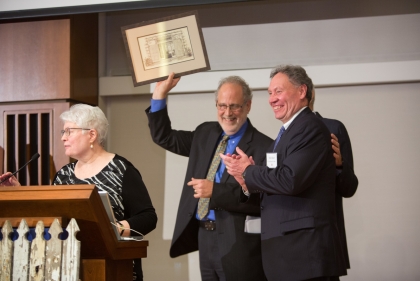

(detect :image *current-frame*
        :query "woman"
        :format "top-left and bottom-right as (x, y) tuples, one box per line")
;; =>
(0, 104), (157, 281)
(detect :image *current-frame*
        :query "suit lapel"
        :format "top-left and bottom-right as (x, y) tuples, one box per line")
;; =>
(237, 120), (252, 154)
(273, 107), (312, 152)
(285, 107), (311, 132)
(201, 125), (223, 177)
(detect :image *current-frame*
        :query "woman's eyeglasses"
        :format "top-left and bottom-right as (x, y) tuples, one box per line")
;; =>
(60, 128), (90, 137)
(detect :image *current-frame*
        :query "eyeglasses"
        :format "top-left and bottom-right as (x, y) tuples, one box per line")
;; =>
(216, 102), (246, 112)
(60, 128), (90, 137)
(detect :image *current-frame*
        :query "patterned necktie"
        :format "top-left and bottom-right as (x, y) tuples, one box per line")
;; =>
(273, 126), (285, 151)
(197, 135), (229, 220)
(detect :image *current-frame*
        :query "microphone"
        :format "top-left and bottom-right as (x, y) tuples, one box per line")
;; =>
(0, 153), (40, 184)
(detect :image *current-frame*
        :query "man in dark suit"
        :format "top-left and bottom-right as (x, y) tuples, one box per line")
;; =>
(309, 92), (359, 271)
(146, 73), (272, 281)
(222, 65), (347, 281)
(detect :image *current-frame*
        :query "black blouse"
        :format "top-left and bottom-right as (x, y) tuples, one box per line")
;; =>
(53, 154), (157, 236)
(53, 154), (157, 280)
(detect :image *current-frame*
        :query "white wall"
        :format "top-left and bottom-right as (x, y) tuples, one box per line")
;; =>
(202, 14), (420, 70)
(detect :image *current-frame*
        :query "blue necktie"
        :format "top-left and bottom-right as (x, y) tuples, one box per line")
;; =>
(273, 126), (285, 151)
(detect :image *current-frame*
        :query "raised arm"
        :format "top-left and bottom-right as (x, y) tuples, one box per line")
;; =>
(152, 72), (181, 100)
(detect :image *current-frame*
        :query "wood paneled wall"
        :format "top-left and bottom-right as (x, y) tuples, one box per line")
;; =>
(0, 14), (98, 104)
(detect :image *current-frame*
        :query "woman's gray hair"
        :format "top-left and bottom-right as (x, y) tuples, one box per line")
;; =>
(60, 104), (109, 145)
(270, 65), (313, 103)
(214, 76), (253, 103)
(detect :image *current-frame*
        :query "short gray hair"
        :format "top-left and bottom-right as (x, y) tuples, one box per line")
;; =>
(270, 65), (313, 103)
(214, 76), (253, 103)
(60, 104), (109, 145)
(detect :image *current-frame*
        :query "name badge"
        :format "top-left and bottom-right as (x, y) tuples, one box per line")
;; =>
(266, 153), (277, 168)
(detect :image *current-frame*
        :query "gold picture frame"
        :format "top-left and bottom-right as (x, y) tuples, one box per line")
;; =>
(121, 11), (210, 87)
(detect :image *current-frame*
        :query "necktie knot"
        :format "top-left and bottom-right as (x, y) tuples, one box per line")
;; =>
(221, 134), (229, 143)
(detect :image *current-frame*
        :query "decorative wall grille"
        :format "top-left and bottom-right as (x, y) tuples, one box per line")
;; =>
(3, 109), (53, 185)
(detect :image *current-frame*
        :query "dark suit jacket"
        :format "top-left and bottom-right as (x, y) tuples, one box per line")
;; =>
(244, 107), (347, 281)
(316, 111), (358, 269)
(146, 107), (272, 281)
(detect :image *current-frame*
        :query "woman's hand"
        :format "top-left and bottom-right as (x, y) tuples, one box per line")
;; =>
(0, 172), (21, 186)
(116, 220), (131, 237)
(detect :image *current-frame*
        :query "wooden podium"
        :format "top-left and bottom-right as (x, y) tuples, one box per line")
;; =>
(0, 185), (148, 281)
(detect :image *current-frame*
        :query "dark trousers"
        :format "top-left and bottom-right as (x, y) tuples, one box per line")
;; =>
(198, 226), (226, 281)
(133, 258), (143, 281)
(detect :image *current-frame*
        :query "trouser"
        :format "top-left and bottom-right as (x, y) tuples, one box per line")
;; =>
(198, 221), (226, 281)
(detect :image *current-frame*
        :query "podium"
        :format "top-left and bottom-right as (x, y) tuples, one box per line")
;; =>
(0, 185), (148, 281)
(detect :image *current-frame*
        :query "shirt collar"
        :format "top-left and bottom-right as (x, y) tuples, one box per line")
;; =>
(283, 106), (307, 130)
(223, 119), (248, 141)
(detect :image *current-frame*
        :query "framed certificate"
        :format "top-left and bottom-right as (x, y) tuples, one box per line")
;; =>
(121, 11), (210, 87)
